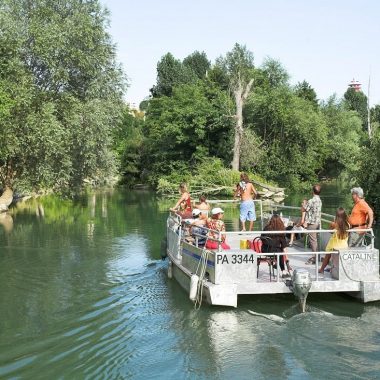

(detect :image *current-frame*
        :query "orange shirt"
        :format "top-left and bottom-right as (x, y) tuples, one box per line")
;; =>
(348, 199), (372, 227)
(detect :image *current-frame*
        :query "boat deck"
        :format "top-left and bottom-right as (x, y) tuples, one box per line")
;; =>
(227, 233), (334, 283)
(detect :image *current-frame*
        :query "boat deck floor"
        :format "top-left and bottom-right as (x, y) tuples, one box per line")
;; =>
(227, 233), (334, 283)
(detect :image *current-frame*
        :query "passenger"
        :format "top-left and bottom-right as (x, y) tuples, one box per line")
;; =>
(261, 214), (291, 277)
(348, 187), (374, 247)
(205, 207), (231, 250)
(319, 207), (350, 273)
(194, 194), (210, 216)
(189, 209), (207, 246)
(303, 184), (322, 265)
(170, 183), (192, 218)
(233, 173), (258, 231)
(288, 199), (308, 246)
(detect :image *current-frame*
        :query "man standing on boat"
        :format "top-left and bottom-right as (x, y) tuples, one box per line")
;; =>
(348, 187), (374, 247)
(234, 173), (257, 231)
(303, 184), (322, 264)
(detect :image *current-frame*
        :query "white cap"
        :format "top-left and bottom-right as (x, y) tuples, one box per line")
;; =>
(192, 208), (201, 217)
(211, 207), (224, 215)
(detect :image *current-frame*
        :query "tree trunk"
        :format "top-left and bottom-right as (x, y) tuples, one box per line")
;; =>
(231, 87), (243, 171)
(231, 78), (254, 171)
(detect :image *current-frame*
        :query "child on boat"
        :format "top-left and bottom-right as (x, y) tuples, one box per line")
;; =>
(288, 199), (308, 246)
(319, 207), (349, 273)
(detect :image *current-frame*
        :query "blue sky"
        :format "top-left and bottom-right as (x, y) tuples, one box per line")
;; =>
(101, 0), (380, 108)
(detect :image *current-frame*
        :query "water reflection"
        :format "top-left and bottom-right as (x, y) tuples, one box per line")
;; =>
(0, 212), (13, 232)
(0, 189), (379, 379)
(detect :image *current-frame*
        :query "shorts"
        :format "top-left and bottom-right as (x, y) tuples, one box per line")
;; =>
(240, 199), (256, 222)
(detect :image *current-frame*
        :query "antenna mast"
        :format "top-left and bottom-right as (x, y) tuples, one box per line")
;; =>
(367, 74), (371, 138)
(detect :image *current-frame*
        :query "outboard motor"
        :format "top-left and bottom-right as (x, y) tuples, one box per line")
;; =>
(291, 268), (312, 313)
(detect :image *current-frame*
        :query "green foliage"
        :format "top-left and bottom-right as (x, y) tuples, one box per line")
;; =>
(320, 96), (364, 178)
(357, 129), (380, 215)
(261, 58), (289, 88)
(0, 0), (125, 193)
(294, 80), (319, 109)
(215, 43), (255, 89)
(343, 87), (368, 130)
(150, 53), (197, 97)
(245, 81), (327, 187)
(183, 51), (210, 79)
(142, 81), (234, 185)
(113, 106), (144, 185)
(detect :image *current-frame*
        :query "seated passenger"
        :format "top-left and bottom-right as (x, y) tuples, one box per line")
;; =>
(261, 214), (291, 277)
(170, 183), (192, 219)
(205, 207), (230, 250)
(194, 194), (210, 216)
(189, 209), (207, 246)
(319, 207), (349, 273)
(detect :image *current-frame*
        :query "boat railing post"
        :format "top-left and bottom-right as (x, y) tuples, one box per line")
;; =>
(260, 200), (263, 231)
(276, 252), (280, 282)
(316, 253), (319, 280)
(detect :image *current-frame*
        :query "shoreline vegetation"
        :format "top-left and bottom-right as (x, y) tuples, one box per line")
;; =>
(1, 1), (379, 216)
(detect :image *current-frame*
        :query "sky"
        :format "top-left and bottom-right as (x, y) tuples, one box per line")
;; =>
(101, 0), (380, 108)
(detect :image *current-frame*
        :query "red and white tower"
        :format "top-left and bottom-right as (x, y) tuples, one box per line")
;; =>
(348, 78), (362, 92)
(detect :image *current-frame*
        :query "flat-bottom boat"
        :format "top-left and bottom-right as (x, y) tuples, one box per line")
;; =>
(166, 200), (380, 308)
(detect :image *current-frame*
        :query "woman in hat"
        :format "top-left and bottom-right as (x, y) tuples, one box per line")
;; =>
(205, 208), (230, 250)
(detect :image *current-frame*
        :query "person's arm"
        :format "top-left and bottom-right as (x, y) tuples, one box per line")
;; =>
(233, 184), (240, 200)
(300, 200), (310, 225)
(367, 207), (374, 228)
(251, 184), (257, 199)
(170, 194), (186, 211)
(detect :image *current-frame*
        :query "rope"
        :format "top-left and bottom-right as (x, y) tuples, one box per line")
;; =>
(194, 238), (211, 310)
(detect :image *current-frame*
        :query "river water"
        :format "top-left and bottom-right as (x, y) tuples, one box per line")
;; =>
(0, 185), (379, 379)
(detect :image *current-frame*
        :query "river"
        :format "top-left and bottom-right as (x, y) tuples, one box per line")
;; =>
(0, 185), (379, 379)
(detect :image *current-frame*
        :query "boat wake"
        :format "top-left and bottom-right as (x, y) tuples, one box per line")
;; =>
(248, 306), (334, 324)
(247, 310), (286, 324)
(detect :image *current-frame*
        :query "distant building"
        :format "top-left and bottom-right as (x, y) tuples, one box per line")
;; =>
(348, 78), (362, 92)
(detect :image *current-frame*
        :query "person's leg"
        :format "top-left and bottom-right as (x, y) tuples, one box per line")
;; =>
(248, 202), (256, 231)
(306, 223), (318, 263)
(289, 232), (295, 245)
(221, 241), (231, 250)
(308, 225), (318, 252)
(319, 253), (331, 273)
(240, 201), (248, 231)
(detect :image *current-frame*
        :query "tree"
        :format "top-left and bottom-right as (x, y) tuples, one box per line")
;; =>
(320, 96), (363, 177)
(183, 51), (210, 79)
(343, 87), (368, 132)
(244, 82), (328, 186)
(294, 80), (318, 109)
(0, 0), (125, 197)
(112, 106), (144, 185)
(357, 129), (380, 215)
(216, 43), (255, 170)
(150, 53), (197, 97)
(142, 82), (234, 184)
